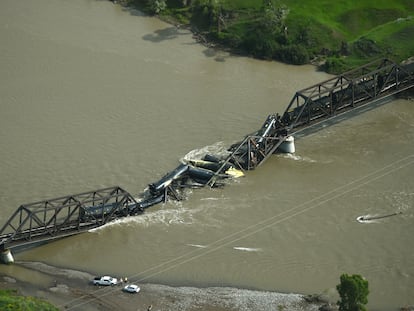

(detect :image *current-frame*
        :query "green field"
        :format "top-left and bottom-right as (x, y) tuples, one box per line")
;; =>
(131, 0), (414, 73)
(220, 0), (413, 40)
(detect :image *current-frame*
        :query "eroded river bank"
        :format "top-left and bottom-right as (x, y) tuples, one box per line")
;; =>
(1, 261), (328, 311)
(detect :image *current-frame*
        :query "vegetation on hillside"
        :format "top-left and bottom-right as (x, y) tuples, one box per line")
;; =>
(124, 0), (414, 73)
(0, 289), (58, 311)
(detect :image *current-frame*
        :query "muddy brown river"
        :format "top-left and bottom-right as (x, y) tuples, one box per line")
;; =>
(0, 1), (413, 310)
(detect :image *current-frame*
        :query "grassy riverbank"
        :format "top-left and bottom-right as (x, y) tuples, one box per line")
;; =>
(123, 0), (414, 73)
(0, 289), (58, 311)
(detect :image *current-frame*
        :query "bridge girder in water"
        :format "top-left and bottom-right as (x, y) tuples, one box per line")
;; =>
(209, 59), (414, 184)
(1, 59), (413, 252)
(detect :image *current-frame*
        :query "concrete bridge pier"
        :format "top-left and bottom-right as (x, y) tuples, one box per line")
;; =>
(277, 136), (295, 153)
(0, 247), (14, 264)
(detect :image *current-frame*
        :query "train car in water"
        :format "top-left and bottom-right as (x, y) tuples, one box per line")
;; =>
(80, 201), (143, 221)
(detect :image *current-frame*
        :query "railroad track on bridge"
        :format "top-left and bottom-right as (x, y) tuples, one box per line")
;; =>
(1, 58), (413, 260)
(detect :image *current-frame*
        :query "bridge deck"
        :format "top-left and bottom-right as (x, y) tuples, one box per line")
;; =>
(0, 186), (140, 250)
(1, 58), (413, 252)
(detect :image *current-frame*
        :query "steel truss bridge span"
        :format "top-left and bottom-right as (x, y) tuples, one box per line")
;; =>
(282, 58), (413, 132)
(1, 58), (413, 253)
(206, 58), (414, 184)
(0, 186), (140, 251)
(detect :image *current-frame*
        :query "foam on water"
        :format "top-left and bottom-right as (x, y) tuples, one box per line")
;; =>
(185, 245), (262, 252)
(233, 247), (262, 252)
(356, 214), (379, 224)
(388, 191), (414, 213)
(278, 153), (317, 163)
(356, 211), (405, 224)
(89, 206), (198, 232)
(186, 244), (208, 249)
(200, 197), (221, 201)
(182, 141), (230, 162)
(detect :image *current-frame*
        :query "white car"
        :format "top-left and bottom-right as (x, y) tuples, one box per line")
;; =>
(92, 276), (118, 286)
(123, 284), (140, 293)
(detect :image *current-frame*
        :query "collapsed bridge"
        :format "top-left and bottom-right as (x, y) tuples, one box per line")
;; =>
(1, 58), (413, 261)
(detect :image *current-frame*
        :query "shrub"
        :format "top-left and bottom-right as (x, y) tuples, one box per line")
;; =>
(275, 44), (310, 65)
(241, 27), (279, 59)
(150, 0), (167, 14)
(0, 289), (59, 311)
(352, 37), (383, 58)
(322, 57), (348, 74)
(336, 273), (369, 311)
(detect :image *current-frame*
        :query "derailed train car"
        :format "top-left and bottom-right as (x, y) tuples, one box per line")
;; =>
(80, 201), (143, 222)
(138, 155), (245, 208)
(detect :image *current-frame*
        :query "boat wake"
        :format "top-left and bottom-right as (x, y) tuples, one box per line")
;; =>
(356, 215), (377, 224)
(356, 212), (403, 223)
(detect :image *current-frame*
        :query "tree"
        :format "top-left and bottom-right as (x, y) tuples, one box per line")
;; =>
(260, 0), (287, 36)
(336, 274), (369, 311)
(191, 0), (224, 32)
(148, 0), (167, 14)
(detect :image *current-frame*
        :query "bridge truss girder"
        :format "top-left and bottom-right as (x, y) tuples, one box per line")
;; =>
(208, 128), (289, 187)
(0, 186), (137, 250)
(282, 58), (414, 131)
(227, 135), (286, 170)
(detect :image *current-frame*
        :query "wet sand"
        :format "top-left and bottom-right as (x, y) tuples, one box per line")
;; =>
(0, 261), (328, 311)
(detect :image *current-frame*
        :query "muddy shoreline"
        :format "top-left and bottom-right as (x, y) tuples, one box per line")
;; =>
(1, 261), (330, 311)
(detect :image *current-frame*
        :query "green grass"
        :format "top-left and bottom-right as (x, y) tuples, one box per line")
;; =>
(282, 0), (413, 38)
(129, 0), (414, 73)
(0, 289), (59, 311)
(241, 1), (412, 35)
(364, 16), (414, 58)
(226, 0), (414, 71)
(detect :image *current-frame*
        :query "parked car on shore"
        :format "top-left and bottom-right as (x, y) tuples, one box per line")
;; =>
(123, 284), (140, 293)
(92, 276), (118, 286)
